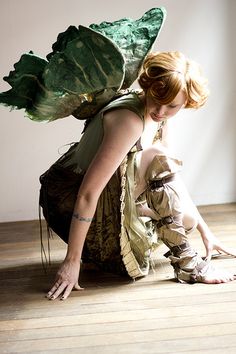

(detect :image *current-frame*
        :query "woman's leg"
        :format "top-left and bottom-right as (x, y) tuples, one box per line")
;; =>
(135, 148), (236, 284)
(147, 185), (236, 284)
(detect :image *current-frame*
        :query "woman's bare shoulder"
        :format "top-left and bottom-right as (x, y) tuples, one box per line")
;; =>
(103, 108), (144, 134)
(102, 109), (144, 154)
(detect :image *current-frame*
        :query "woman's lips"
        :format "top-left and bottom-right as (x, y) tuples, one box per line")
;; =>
(151, 112), (165, 121)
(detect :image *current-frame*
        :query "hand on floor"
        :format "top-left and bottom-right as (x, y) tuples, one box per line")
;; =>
(202, 231), (236, 262)
(46, 258), (84, 301)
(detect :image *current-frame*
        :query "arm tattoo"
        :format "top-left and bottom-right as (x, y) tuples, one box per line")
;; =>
(72, 213), (94, 222)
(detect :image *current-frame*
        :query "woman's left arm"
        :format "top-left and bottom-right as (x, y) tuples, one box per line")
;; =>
(196, 212), (236, 261)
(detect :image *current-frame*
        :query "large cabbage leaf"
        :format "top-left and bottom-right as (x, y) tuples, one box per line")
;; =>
(0, 26), (125, 121)
(0, 7), (166, 122)
(90, 7), (167, 88)
(0, 52), (47, 109)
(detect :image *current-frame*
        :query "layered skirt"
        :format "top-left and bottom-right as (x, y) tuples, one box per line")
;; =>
(39, 145), (153, 278)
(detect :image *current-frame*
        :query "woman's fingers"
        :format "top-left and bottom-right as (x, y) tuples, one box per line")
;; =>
(215, 244), (236, 257)
(60, 284), (74, 300)
(47, 281), (68, 300)
(46, 258), (83, 300)
(46, 281), (84, 301)
(204, 235), (236, 260)
(210, 243), (236, 259)
(46, 281), (61, 299)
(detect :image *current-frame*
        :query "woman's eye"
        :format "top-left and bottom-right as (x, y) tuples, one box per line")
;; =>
(168, 104), (178, 108)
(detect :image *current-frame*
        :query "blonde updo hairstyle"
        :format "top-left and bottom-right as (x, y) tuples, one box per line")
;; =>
(138, 51), (209, 109)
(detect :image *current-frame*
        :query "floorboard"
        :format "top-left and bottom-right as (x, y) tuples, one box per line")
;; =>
(0, 204), (236, 353)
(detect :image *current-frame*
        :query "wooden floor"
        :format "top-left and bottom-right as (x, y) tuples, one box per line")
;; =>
(0, 204), (236, 354)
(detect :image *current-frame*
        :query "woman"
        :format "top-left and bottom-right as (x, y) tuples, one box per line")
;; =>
(42, 51), (235, 300)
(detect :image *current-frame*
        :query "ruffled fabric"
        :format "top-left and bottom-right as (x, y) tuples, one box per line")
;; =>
(119, 153), (155, 278)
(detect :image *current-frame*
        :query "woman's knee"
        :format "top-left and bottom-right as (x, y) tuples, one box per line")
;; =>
(182, 213), (198, 234)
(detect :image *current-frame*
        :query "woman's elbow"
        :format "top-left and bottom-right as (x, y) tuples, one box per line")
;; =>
(76, 189), (100, 208)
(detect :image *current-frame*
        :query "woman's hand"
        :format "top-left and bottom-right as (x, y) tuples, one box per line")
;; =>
(46, 258), (84, 301)
(201, 230), (236, 262)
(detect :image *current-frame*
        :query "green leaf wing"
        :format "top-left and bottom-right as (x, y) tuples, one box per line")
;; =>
(0, 52), (47, 109)
(1, 26), (125, 122)
(90, 7), (167, 88)
(0, 7), (167, 122)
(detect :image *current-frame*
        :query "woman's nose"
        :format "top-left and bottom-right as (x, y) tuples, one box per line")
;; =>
(156, 105), (166, 116)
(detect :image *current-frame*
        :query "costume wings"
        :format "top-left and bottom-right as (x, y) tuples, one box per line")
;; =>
(0, 7), (166, 122)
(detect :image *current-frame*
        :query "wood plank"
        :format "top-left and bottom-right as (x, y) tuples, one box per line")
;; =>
(0, 310), (236, 342)
(0, 203), (236, 353)
(1, 324), (236, 353)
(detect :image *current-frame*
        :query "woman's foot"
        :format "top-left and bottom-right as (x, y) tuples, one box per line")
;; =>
(200, 264), (236, 284)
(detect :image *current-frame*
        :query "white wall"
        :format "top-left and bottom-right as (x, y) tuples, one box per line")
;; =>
(0, 0), (235, 222)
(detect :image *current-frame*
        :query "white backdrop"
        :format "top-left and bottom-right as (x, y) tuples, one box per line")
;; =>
(0, 0), (235, 222)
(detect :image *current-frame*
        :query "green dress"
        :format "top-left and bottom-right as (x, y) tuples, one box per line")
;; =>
(40, 92), (157, 277)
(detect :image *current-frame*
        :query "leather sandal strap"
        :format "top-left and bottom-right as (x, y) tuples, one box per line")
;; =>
(148, 175), (175, 190)
(154, 213), (182, 230)
(164, 241), (191, 258)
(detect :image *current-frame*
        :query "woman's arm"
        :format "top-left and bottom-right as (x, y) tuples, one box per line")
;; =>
(195, 211), (236, 261)
(46, 109), (143, 300)
(177, 175), (236, 260)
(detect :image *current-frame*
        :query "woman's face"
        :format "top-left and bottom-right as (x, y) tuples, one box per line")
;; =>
(145, 90), (187, 123)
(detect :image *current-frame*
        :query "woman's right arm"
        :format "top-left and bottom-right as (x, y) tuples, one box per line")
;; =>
(46, 108), (144, 300)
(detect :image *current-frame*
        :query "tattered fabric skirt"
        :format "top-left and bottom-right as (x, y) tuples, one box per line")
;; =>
(39, 152), (153, 278)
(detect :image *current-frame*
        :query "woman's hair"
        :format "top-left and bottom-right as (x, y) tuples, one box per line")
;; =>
(138, 51), (209, 109)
